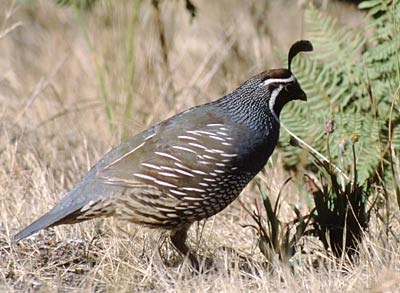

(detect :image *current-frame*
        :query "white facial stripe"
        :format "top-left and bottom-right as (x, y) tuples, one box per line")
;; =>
(260, 75), (296, 122)
(269, 85), (284, 122)
(259, 75), (295, 87)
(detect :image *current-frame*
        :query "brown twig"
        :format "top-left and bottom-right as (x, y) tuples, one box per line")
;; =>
(152, 0), (176, 107)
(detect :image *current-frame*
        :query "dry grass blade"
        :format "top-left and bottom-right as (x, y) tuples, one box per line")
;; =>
(15, 53), (70, 123)
(1, 1), (399, 292)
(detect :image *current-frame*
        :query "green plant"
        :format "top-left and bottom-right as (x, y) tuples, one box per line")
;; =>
(72, 3), (114, 132)
(278, 1), (400, 188)
(304, 135), (373, 258)
(249, 133), (375, 264)
(243, 179), (311, 269)
(122, 0), (141, 139)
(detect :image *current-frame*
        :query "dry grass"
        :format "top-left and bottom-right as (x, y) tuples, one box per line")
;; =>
(1, 0), (399, 292)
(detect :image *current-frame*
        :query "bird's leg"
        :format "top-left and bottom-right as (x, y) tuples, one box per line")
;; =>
(170, 225), (199, 270)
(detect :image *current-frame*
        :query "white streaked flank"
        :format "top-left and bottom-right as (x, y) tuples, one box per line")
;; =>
(207, 123), (224, 127)
(175, 206), (190, 210)
(203, 154), (217, 160)
(172, 145), (197, 154)
(174, 162), (188, 169)
(166, 213), (179, 217)
(209, 135), (225, 141)
(182, 196), (201, 201)
(133, 173), (177, 188)
(186, 130), (202, 136)
(80, 200), (95, 212)
(160, 165), (175, 171)
(154, 179), (177, 188)
(192, 130), (216, 136)
(182, 187), (206, 193)
(133, 173), (156, 181)
(205, 149), (224, 154)
(220, 153), (238, 157)
(157, 206), (177, 212)
(155, 151), (182, 162)
(192, 169), (207, 175)
(144, 132), (156, 141)
(178, 135), (197, 141)
(158, 171), (180, 178)
(103, 142), (145, 169)
(169, 189), (188, 196)
(188, 142), (207, 150)
(141, 162), (162, 170)
(173, 168), (195, 177)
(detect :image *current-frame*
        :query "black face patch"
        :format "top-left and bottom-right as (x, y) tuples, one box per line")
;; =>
(266, 82), (281, 93)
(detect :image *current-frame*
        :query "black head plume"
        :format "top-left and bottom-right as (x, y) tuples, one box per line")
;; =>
(288, 40), (313, 71)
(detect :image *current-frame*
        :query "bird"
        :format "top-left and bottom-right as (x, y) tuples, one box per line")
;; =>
(15, 40), (313, 268)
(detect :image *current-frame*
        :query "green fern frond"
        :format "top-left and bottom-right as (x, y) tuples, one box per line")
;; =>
(279, 1), (400, 185)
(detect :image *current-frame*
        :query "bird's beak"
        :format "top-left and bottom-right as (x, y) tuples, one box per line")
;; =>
(298, 88), (307, 101)
(287, 82), (307, 101)
(290, 83), (307, 101)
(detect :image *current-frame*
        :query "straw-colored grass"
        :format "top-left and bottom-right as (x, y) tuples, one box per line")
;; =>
(1, 0), (399, 291)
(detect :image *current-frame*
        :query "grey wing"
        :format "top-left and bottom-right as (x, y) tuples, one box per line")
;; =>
(14, 127), (158, 241)
(96, 117), (254, 227)
(14, 107), (254, 240)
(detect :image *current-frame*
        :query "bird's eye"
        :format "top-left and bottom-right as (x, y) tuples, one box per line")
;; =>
(266, 83), (279, 92)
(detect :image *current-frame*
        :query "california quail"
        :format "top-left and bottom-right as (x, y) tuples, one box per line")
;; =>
(15, 40), (313, 268)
